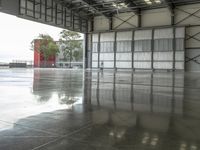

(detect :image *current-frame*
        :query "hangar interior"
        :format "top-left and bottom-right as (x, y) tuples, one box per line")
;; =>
(1, 0), (200, 71)
(1, 0), (200, 150)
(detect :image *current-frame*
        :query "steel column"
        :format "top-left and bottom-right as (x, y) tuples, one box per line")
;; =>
(137, 9), (141, 27)
(151, 29), (155, 71)
(173, 27), (176, 70)
(109, 16), (113, 30)
(84, 33), (89, 69)
(132, 30), (135, 70)
(114, 32), (117, 70)
(98, 33), (101, 69)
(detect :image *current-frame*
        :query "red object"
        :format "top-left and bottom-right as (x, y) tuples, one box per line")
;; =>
(34, 39), (56, 68)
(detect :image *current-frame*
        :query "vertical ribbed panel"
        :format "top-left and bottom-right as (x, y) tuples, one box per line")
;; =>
(134, 53), (152, 61)
(134, 30), (152, 40)
(100, 53), (114, 60)
(154, 28), (173, 39)
(175, 52), (184, 61)
(117, 41), (132, 52)
(175, 62), (184, 70)
(154, 39), (173, 51)
(92, 53), (98, 61)
(176, 39), (184, 51)
(176, 27), (185, 38)
(91, 27), (185, 70)
(154, 52), (173, 61)
(134, 62), (152, 69)
(135, 40), (151, 51)
(117, 31), (132, 41)
(92, 62), (98, 68)
(93, 34), (99, 42)
(116, 62), (132, 68)
(100, 33), (115, 42)
(154, 28), (173, 69)
(116, 53), (132, 60)
(153, 62), (173, 69)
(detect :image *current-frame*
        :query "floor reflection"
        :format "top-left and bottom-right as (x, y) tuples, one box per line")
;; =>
(85, 71), (184, 114)
(82, 71), (200, 150)
(33, 69), (83, 105)
(0, 69), (200, 150)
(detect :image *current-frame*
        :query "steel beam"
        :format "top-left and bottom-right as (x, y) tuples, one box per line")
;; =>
(72, 0), (110, 18)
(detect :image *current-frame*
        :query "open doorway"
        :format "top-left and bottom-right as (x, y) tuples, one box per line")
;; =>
(0, 12), (83, 69)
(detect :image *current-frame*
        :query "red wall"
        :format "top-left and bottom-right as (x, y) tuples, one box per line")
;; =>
(34, 40), (56, 68)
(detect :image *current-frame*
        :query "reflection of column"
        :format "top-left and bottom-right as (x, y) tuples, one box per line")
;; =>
(131, 71), (134, 111)
(113, 72), (116, 110)
(96, 72), (100, 107)
(83, 71), (92, 105)
(150, 73), (154, 113)
(171, 72), (175, 115)
(169, 72), (176, 128)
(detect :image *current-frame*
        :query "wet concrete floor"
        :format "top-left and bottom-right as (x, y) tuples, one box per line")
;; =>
(0, 68), (200, 150)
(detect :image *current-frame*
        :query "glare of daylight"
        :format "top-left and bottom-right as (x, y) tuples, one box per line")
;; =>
(0, 12), (63, 63)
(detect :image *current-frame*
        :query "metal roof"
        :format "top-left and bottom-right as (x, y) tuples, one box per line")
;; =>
(58, 0), (200, 18)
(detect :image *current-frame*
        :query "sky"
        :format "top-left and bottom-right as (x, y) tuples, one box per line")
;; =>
(0, 12), (64, 63)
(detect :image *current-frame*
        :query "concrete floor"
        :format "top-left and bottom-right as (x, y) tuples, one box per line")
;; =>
(0, 68), (200, 150)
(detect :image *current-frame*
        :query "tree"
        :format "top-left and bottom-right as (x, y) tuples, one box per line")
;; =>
(59, 30), (82, 67)
(32, 34), (59, 67)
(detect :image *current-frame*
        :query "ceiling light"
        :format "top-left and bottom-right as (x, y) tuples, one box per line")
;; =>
(112, 2), (128, 9)
(144, 0), (153, 5)
(155, 0), (161, 3)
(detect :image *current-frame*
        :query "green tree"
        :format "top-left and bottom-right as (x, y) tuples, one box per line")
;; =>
(59, 30), (82, 67)
(73, 49), (83, 62)
(32, 34), (59, 67)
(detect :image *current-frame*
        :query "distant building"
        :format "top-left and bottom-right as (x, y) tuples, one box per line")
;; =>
(34, 39), (56, 68)
(34, 39), (83, 68)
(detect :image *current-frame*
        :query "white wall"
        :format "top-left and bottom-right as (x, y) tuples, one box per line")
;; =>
(142, 8), (171, 27)
(113, 12), (138, 30)
(92, 8), (172, 32)
(94, 16), (110, 31)
(117, 31), (132, 41)
(175, 4), (200, 25)
(175, 4), (200, 71)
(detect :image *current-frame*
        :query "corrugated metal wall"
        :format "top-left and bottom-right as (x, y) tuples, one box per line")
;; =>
(100, 33), (115, 68)
(92, 34), (99, 68)
(88, 4), (200, 71)
(116, 31), (132, 68)
(134, 30), (152, 69)
(91, 27), (185, 70)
